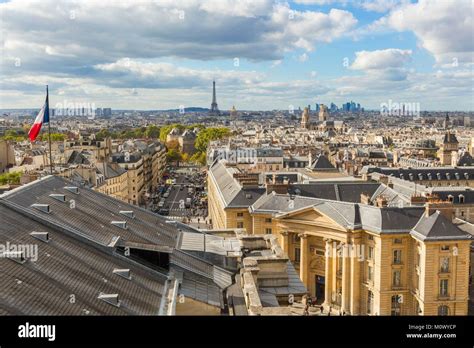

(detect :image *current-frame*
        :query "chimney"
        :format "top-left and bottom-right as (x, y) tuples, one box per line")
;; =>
(375, 196), (388, 207)
(360, 192), (371, 205)
(424, 194), (454, 220)
(378, 175), (389, 186)
(410, 195), (427, 205)
(265, 177), (289, 194)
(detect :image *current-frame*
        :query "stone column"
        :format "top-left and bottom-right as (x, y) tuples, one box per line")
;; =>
(341, 242), (351, 314)
(280, 231), (290, 255)
(350, 235), (361, 315)
(324, 238), (333, 307)
(332, 242), (338, 304)
(299, 233), (309, 287)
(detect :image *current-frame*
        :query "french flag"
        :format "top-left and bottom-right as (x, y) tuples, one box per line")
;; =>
(28, 86), (50, 142)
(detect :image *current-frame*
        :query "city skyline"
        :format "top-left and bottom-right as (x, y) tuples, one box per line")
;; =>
(1, 0), (473, 111)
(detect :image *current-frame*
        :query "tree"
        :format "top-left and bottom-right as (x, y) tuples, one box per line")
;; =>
(144, 125), (160, 139)
(0, 172), (21, 185)
(195, 127), (230, 153)
(159, 123), (186, 142)
(167, 139), (179, 151)
(95, 129), (111, 141)
(166, 149), (181, 163)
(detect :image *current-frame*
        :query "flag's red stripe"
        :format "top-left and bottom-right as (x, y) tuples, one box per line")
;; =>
(28, 122), (42, 141)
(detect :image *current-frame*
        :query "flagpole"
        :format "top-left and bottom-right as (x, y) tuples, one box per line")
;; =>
(46, 85), (53, 175)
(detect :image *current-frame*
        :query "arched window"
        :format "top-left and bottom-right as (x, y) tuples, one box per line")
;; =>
(438, 305), (449, 316)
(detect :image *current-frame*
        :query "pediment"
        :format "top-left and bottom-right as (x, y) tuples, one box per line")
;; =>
(277, 206), (345, 231)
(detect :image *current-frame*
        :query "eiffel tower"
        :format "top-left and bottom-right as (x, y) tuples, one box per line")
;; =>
(209, 80), (220, 116)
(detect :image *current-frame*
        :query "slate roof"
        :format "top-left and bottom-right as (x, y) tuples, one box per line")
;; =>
(411, 211), (472, 241)
(289, 182), (380, 203)
(443, 132), (458, 144)
(67, 150), (90, 165)
(228, 187), (266, 208)
(257, 147), (283, 157)
(363, 166), (474, 181)
(253, 192), (425, 233)
(97, 162), (127, 179)
(457, 152), (474, 166)
(208, 161), (241, 206)
(309, 154), (336, 171)
(359, 205), (425, 233)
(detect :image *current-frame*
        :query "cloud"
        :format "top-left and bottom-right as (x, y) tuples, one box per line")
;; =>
(351, 48), (412, 70)
(298, 53), (309, 62)
(93, 58), (264, 89)
(374, 0), (473, 65)
(0, 0), (357, 77)
(359, 0), (408, 13)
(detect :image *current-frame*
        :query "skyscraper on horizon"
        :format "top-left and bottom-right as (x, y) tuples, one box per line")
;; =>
(209, 80), (220, 116)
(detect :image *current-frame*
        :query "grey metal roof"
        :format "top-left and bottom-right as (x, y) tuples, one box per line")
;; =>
(208, 161), (241, 206)
(411, 211), (472, 241)
(0, 205), (166, 315)
(0, 176), (234, 314)
(2, 176), (177, 248)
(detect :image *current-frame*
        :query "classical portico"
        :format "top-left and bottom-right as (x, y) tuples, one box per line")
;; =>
(275, 206), (354, 313)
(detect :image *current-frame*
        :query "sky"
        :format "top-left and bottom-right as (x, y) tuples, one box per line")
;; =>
(0, 0), (473, 111)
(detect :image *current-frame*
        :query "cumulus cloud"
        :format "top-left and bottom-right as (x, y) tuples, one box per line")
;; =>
(0, 0), (357, 75)
(93, 58), (264, 89)
(378, 0), (473, 65)
(351, 48), (412, 70)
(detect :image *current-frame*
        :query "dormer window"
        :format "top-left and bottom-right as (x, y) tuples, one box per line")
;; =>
(459, 194), (465, 204)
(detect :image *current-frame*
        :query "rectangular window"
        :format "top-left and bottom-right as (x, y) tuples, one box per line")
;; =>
(441, 245), (450, 251)
(440, 257), (450, 273)
(237, 222), (244, 229)
(367, 265), (373, 282)
(367, 291), (374, 314)
(394, 238), (403, 244)
(393, 250), (402, 264)
(237, 212), (244, 217)
(393, 270), (401, 287)
(439, 279), (449, 297)
(264, 218), (272, 223)
(391, 295), (401, 316)
(368, 235), (374, 241)
(265, 228), (272, 234)
(295, 247), (301, 263)
(368, 246), (374, 260)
